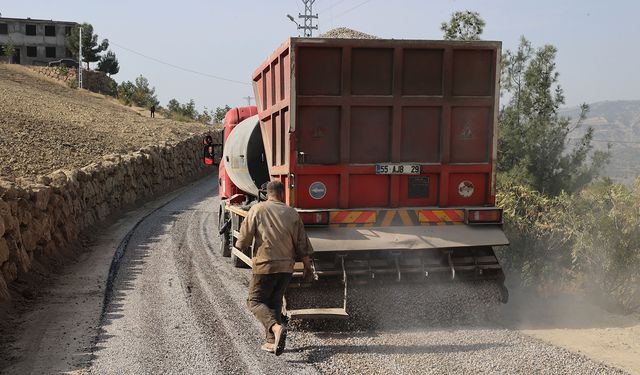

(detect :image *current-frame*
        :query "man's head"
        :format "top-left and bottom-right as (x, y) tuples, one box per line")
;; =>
(266, 180), (285, 202)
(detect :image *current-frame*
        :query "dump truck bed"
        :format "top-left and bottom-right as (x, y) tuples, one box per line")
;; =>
(252, 37), (501, 210)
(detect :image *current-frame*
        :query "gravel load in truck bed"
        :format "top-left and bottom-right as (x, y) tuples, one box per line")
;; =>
(320, 27), (378, 39)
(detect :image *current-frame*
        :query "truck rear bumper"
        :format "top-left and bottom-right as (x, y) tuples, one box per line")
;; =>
(306, 224), (509, 252)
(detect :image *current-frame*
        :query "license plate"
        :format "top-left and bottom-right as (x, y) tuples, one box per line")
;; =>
(375, 164), (421, 175)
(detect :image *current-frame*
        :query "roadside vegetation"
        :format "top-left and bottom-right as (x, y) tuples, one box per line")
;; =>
(444, 11), (639, 312)
(160, 101), (230, 125)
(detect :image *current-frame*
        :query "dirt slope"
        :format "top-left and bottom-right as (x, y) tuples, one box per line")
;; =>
(0, 64), (207, 179)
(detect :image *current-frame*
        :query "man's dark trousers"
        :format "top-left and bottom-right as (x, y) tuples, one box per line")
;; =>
(247, 273), (292, 344)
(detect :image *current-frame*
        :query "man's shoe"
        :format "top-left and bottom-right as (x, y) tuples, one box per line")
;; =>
(273, 325), (287, 356)
(261, 343), (275, 353)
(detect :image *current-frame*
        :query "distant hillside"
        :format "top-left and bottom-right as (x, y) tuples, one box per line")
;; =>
(0, 65), (207, 179)
(561, 100), (640, 185)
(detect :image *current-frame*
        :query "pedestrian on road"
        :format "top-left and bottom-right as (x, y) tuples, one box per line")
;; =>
(236, 180), (314, 356)
(150, 104), (156, 118)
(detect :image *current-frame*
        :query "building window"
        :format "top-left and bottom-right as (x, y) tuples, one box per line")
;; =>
(45, 25), (56, 36)
(0, 24), (8, 35)
(46, 47), (56, 58)
(65, 26), (72, 36)
(26, 24), (37, 36)
(27, 46), (37, 57)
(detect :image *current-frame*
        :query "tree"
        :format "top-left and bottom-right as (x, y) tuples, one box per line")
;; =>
(164, 98), (202, 122)
(181, 99), (198, 119)
(441, 10), (485, 41)
(116, 80), (135, 106)
(66, 23), (109, 69)
(167, 98), (181, 114)
(131, 75), (158, 108)
(498, 37), (609, 196)
(213, 105), (231, 124)
(2, 36), (16, 64)
(117, 75), (158, 108)
(97, 50), (120, 76)
(198, 108), (212, 124)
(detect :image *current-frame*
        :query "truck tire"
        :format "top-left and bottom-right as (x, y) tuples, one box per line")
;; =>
(218, 204), (231, 257)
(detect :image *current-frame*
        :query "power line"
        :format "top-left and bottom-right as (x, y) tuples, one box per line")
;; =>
(109, 41), (251, 86)
(318, 0), (351, 14)
(332, 0), (375, 19)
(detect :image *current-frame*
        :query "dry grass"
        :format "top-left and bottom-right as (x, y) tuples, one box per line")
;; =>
(0, 64), (208, 179)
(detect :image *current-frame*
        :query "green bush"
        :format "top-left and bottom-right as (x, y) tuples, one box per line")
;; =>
(116, 75), (158, 108)
(67, 77), (78, 89)
(497, 177), (640, 311)
(562, 180), (640, 311)
(56, 65), (69, 76)
(495, 178), (570, 289)
(158, 107), (191, 122)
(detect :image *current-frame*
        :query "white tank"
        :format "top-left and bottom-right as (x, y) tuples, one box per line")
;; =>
(222, 115), (269, 197)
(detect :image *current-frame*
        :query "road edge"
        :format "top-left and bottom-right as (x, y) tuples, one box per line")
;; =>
(0, 176), (213, 374)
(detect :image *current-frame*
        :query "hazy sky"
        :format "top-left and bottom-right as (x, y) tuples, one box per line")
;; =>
(2, 0), (638, 110)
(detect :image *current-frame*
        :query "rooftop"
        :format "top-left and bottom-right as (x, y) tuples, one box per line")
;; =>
(0, 16), (77, 25)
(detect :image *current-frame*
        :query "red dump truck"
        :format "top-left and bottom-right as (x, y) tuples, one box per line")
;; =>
(211, 37), (509, 319)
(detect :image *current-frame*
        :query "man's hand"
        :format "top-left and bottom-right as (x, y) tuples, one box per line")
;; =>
(302, 256), (314, 283)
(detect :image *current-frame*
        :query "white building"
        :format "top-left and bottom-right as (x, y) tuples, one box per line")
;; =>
(0, 17), (77, 65)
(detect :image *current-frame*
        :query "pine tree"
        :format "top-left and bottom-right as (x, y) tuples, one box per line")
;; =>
(214, 105), (231, 124)
(66, 23), (109, 69)
(498, 37), (609, 195)
(97, 50), (120, 76)
(441, 11), (485, 41)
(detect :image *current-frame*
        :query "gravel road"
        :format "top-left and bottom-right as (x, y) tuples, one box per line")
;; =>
(89, 177), (628, 374)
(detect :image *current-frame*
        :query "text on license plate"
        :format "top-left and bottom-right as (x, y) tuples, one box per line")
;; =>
(375, 164), (421, 175)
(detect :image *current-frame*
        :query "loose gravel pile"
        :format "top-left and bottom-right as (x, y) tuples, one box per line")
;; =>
(288, 280), (503, 331)
(320, 27), (378, 39)
(0, 64), (207, 179)
(286, 280), (626, 374)
(289, 325), (627, 375)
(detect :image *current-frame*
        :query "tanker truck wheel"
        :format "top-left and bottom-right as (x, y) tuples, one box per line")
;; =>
(218, 204), (231, 257)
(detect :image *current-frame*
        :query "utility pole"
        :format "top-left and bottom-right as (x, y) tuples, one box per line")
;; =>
(78, 26), (83, 89)
(243, 96), (254, 106)
(286, 0), (318, 37)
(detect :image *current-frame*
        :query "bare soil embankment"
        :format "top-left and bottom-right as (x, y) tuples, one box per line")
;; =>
(0, 64), (207, 179)
(0, 63), (215, 301)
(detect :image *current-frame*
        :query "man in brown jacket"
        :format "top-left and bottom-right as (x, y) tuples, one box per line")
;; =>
(236, 180), (314, 356)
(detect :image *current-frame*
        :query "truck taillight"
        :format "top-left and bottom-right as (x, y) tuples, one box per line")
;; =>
(466, 209), (502, 224)
(299, 212), (329, 226)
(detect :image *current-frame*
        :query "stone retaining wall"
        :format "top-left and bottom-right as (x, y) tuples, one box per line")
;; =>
(28, 66), (117, 96)
(0, 132), (220, 299)
(29, 66), (78, 85)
